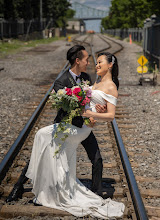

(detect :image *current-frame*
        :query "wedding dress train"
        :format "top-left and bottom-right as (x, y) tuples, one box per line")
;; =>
(26, 89), (125, 219)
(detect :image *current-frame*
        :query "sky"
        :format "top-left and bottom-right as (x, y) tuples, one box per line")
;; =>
(69, 0), (111, 32)
(69, 0), (111, 12)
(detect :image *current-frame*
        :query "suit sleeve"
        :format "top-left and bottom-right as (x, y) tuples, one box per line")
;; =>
(53, 79), (65, 92)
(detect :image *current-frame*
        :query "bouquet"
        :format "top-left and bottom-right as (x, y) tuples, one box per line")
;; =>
(49, 80), (92, 156)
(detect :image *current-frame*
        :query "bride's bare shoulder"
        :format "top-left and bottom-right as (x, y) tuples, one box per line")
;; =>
(104, 81), (118, 98)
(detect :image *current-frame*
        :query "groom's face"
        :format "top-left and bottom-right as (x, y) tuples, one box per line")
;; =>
(77, 50), (89, 72)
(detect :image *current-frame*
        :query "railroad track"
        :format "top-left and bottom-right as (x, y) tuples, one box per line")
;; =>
(0, 34), (156, 219)
(101, 34), (160, 219)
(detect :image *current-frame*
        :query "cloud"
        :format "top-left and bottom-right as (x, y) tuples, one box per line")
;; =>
(79, 0), (86, 3)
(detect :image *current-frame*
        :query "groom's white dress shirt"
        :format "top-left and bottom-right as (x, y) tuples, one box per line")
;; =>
(69, 69), (81, 84)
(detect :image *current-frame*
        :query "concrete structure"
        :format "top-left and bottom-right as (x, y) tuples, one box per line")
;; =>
(71, 2), (108, 20)
(67, 19), (86, 33)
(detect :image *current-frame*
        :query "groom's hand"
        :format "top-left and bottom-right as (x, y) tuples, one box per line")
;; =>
(88, 117), (96, 127)
(95, 104), (107, 113)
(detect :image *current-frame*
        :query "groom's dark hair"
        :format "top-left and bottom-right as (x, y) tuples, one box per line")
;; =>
(67, 45), (85, 66)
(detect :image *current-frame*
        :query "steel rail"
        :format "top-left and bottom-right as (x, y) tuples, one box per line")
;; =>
(0, 35), (89, 183)
(0, 36), (87, 183)
(1, 34), (149, 220)
(0, 61), (69, 183)
(90, 36), (148, 220)
(4, 38), (94, 202)
(111, 119), (148, 220)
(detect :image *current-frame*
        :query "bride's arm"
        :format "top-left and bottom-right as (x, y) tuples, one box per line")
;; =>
(82, 102), (116, 122)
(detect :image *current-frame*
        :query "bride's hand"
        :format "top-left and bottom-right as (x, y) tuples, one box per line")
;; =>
(95, 104), (107, 113)
(82, 109), (93, 118)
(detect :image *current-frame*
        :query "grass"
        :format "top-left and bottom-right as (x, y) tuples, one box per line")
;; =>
(125, 37), (142, 47)
(0, 36), (66, 58)
(103, 33), (142, 47)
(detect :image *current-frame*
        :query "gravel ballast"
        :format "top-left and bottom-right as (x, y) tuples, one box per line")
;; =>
(0, 34), (160, 219)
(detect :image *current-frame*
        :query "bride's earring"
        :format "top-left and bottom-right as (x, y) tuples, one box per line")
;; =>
(108, 67), (111, 73)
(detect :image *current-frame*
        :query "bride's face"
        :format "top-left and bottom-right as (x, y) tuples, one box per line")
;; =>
(96, 55), (112, 76)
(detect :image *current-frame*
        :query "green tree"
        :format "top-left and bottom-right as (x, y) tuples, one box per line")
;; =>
(101, 0), (159, 29)
(146, 0), (160, 16)
(2, 0), (72, 21)
(4, 0), (17, 19)
(17, 0), (37, 20)
(43, 0), (71, 21)
(0, 0), (4, 18)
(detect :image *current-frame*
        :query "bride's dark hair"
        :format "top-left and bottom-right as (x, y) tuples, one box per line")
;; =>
(97, 52), (119, 89)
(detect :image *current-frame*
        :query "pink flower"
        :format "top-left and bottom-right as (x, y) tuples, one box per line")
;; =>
(81, 100), (86, 106)
(83, 87), (92, 97)
(51, 89), (55, 94)
(85, 97), (90, 103)
(86, 89), (92, 97)
(81, 98), (86, 106)
(77, 96), (82, 101)
(81, 97), (90, 106)
(65, 88), (72, 96)
(73, 87), (81, 96)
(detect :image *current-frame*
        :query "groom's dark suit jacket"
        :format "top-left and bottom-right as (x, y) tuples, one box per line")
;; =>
(53, 69), (102, 193)
(53, 69), (92, 127)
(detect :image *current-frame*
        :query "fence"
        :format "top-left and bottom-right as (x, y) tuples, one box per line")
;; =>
(0, 18), (55, 40)
(143, 15), (160, 68)
(104, 15), (160, 68)
(104, 28), (143, 42)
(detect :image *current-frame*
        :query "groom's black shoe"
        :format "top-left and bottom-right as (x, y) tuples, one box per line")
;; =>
(6, 165), (29, 203)
(6, 184), (24, 202)
(33, 198), (42, 206)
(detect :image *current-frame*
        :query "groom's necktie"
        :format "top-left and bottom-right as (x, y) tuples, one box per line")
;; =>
(76, 75), (82, 82)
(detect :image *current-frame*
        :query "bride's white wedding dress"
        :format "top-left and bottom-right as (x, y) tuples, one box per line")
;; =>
(26, 89), (125, 219)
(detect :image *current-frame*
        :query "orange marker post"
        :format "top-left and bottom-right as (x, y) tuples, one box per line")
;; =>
(129, 34), (132, 44)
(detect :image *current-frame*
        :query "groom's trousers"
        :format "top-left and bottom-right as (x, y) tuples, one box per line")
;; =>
(81, 131), (103, 194)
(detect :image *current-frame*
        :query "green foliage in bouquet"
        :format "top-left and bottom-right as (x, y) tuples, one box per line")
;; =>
(48, 81), (92, 156)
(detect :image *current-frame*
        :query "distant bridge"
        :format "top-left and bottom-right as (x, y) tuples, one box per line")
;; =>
(71, 2), (108, 20)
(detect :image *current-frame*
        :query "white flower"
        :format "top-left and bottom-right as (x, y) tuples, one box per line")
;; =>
(71, 86), (79, 91)
(57, 89), (66, 97)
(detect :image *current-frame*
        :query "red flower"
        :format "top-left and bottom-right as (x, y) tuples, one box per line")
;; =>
(65, 88), (72, 96)
(77, 96), (82, 101)
(73, 87), (81, 96)
(85, 97), (90, 103)
(81, 98), (87, 106)
(80, 97), (90, 106)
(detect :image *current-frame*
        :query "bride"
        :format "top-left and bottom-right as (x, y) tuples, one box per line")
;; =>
(26, 52), (125, 219)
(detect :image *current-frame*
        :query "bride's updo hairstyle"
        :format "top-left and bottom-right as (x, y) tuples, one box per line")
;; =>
(97, 52), (119, 89)
(67, 45), (85, 66)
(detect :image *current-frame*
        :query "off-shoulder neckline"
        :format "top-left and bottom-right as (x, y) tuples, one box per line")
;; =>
(92, 89), (117, 99)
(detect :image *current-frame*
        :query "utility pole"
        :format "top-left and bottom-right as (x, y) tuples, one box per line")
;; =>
(40, 0), (45, 38)
(40, 0), (43, 30)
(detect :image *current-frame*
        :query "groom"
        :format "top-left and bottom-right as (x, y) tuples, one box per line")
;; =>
(53, 45), (104, 196)
(6, 44), (104, 203)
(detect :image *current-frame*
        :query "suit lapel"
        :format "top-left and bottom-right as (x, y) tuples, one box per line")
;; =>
(67, 71), (77, 87)
(66, 71), (90, 87)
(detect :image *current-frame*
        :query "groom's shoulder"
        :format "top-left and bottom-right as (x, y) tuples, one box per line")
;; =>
(81, 72), (92, 83)
(55, 69), (70, 81)
(81, 71), (89, 75)
(81, 72), (90, 78)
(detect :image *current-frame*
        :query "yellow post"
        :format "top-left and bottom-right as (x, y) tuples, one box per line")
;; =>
(68, 36), (72, 42)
